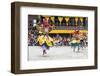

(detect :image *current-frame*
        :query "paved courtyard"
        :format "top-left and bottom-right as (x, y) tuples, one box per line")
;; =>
(28, 46), (88, 61)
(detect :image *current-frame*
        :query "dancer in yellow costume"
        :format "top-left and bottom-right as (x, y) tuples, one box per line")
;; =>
(37, 17), (54, 55)
(37, 33), (54, 55)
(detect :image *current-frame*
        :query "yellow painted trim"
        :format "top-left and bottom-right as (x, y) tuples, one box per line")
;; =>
(49, 30), (87, 34)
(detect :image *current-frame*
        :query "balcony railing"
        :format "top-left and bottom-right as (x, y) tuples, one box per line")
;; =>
(54, 26), (88, 30)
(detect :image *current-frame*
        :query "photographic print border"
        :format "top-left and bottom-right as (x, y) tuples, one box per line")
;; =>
(11, 2), (98, 74)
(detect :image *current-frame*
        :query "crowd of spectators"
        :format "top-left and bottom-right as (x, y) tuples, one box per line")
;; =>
(28, 32), (72, 46)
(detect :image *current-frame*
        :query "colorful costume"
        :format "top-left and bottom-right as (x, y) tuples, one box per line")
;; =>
(37, 34), (53, 55)
(71, 38), (80, 52)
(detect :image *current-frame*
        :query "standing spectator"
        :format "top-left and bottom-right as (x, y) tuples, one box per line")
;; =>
(67, 37), (70, 46)
(63, 37), (67, 46)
